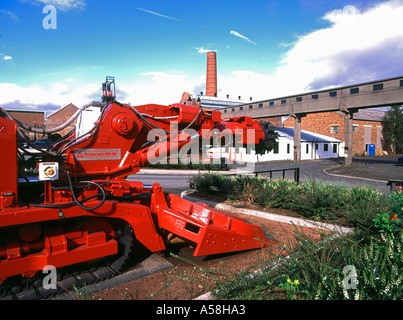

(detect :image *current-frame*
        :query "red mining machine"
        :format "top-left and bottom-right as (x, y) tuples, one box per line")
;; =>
(0, 77), (276, 299)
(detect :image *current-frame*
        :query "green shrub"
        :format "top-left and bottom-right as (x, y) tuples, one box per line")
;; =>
(190, 173), (235, 196)
(183, 174), (403, 300)
(373, 189), (403, 236)
(310, 234), (403, 300)
(179, 230), (403, 300)
(228, 176), (301, 209)
(292, 180), (343, 220)
(342, 186), (387, 231)
(190, 174), (388, 231)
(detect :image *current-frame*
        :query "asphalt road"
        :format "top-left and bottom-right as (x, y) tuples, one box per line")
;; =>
(127, 157), (393, 194)
(126, 173), (193, 195)
(251, 158), (391, 193)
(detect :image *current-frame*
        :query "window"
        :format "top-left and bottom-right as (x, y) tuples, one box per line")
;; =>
(353, 125), (358, 132)
(259, 103), (263, 108)
(333, 144), (338, 153)
(373, 83), (383, 91)
(324, 144), (329, 152)
(224, 110), (227, 113)
(312, 94), (318, 100)
(273, 141), (279, 154)
(281, 99), (287, 105)
(400, 80), (403, 87)
(231, 108), (235, 112)
(296, 97), (302, 102)
(350, 87), (359, 94)
(329, 91), (337, 97)
(249, 105), (253, 109)
(287, 143), (290, 154)
(306, 144), (309, 154)
(315, 143), (318, 150)
(269, 101), (274, 106)
(240, 106), (243, 110)
(330, 125), (339, 134)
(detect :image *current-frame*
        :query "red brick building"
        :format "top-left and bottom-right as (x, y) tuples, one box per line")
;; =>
(254, 116), (283, 127)
(283, 109), (385, 156)
(45, 103), (78, 138)
(6, 110), (45, 140)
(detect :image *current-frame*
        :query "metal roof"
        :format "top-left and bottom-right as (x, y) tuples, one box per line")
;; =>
(198, 95), (252, 109)
(275, 127), (342, 143)
(351, 109), (385, 122)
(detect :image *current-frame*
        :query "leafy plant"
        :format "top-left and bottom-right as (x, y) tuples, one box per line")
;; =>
(183, 174), (403, 300)
(373, 212), (403, 234)
(190, 174), (387, 230)
(382, 105), (403, 154)
(189, 173), (234, 196)
(373, 189), (403, 236)
(277, 278), (301, 300)
(73, 283), (94, 300)
(342, 186), (386, 232)
(340, 235), (403, 300)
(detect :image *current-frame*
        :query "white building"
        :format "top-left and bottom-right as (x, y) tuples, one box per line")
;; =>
(207, 127), (344, 163)
(194, 95), (252, 110)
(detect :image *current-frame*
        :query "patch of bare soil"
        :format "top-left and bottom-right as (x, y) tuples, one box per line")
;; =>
(92, 208), (332, 301)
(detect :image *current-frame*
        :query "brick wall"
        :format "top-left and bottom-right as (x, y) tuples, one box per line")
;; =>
(7, 110), (45, 140)
(351, 120), (384, 155)
(283, 112), (384, 155)
(46, 103), (78, 138)
(257, 116), (282, 127)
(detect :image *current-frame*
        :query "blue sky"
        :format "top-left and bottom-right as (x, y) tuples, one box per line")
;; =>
(1, 0), (403, 114)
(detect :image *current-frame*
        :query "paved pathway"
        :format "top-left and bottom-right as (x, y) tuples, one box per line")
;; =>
(224, 156), (400, 193)
(249, 158), (391, 193)
(133, 156), (402, 194)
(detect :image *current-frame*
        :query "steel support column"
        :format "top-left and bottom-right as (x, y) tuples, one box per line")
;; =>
(344, 110), (355, 166)
(293, 114), (305, 162)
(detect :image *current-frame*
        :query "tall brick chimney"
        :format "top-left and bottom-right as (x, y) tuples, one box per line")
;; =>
(206, 51), (217, 97)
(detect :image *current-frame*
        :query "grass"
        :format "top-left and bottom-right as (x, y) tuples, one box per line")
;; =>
(175, 173), (403, 300)
(190, 173), (388, 228)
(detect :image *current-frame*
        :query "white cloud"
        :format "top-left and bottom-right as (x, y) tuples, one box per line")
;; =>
(0, 10), (20, 22)
(196, 47), (212, 54)
(216, 71), (275, 101)
(0, 71), (203, 116)
(131, 3), (403, 102)
(219, 1), (403, 100)
(52, 82), (69, 95)
(230, 30), (258, 45)
(136, 8), (181, 22)
(0, 81), (101, 116)
(22, 0), (85, 12)
(277, 0), (403, 91)
(126, 71), (202, 105)
(0, 53), (13, 61)
(2, 55), (13, 61)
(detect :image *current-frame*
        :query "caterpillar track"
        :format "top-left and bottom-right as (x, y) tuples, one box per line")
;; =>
(0, 222), (134, 300)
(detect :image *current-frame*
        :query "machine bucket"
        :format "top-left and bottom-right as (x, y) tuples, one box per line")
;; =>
(151, 188), (274, 256)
